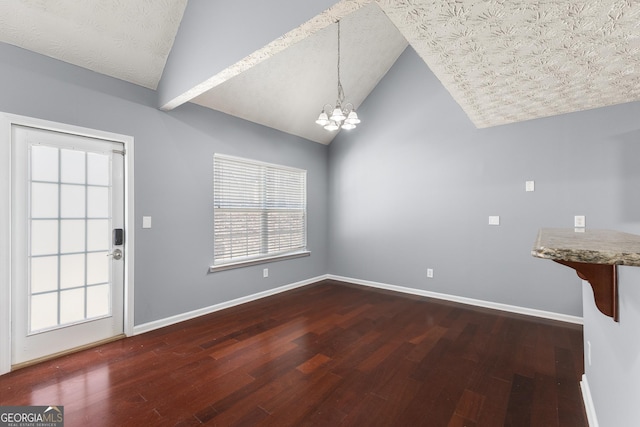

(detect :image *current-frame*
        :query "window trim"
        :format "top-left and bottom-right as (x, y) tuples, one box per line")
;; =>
(211, 154), (308, 272)
(209, 250), (310, 273)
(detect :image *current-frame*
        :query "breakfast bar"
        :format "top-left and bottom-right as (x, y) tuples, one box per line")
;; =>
(532, 228), (640, 322)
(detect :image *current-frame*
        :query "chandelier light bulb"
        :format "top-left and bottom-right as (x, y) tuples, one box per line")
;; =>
(324, 121), (339, 131)
(315, 112), (329, 126)
(345, 111), (360, 125)
(330, 107), (346, 122)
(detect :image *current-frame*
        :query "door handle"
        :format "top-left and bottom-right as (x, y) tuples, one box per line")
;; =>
(107, 248), (123, 260)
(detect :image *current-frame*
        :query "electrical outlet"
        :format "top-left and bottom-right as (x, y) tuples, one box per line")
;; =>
(574, 215), (586, 228)
(263, 268), (269, 278)
(427, 268), (434, 278)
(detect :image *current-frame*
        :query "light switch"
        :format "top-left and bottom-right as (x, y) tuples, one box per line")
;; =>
(142, 216), (152, 229)
(525, 181), (535, 192)
(488, 216), (500, 225)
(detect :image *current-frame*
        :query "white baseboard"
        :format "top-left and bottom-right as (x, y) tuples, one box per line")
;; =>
(133, 275), (328, 335)
(133, 273), (582, 337)
(327, 274), (583, 325)
(581, 374), (599, 427)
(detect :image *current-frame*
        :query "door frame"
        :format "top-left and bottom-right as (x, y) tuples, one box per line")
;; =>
(0, 112), (135, 375)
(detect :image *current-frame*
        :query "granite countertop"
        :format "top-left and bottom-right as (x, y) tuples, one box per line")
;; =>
(532, 228), (640, 266)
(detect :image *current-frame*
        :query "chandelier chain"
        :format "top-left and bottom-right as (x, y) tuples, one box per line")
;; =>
(337, 20), (344, 105)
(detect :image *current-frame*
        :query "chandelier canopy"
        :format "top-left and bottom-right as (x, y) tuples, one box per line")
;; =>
(316, 20), (360, 131)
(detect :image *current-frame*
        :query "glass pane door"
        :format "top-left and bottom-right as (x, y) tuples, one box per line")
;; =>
(29, 145), (113, 333)
(11, 125), (125, 366)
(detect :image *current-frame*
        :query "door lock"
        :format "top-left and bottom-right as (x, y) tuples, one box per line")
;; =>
(113, 228), (124, 246)
(107, 248), (123, 260)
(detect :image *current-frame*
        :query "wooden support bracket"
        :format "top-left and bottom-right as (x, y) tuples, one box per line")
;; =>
(554, 260), (618, 322)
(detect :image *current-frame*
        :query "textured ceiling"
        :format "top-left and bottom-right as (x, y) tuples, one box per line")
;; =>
(0, 0), (187, 89)
(1, 0), (639, 141)
(379, 0), (640, 128)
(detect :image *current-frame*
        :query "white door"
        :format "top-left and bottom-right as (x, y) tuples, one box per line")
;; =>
(11, 125), (125, 366)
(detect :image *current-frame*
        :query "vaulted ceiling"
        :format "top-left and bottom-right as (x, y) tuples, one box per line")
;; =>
(1, 0), (639, 144)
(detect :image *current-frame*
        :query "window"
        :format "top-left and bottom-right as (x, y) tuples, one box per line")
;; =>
(211, 154), (308, 271)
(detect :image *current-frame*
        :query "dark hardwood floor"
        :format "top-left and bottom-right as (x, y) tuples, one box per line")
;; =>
(0, 280), (587, 426)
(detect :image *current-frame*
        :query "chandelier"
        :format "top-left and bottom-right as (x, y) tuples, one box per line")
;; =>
(315, 20), (360, 131)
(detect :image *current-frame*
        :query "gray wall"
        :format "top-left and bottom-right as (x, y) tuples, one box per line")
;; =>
(3, 39), (639, 324)
(0, 43), (329, 325)
(583, 267), (640, 426)
(328, 47), (640, 316)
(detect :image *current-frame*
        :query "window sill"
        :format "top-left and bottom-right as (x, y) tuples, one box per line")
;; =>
(209, 251), (311, 273)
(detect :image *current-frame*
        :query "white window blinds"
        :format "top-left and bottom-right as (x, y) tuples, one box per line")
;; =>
(213, 154), (307, 267)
